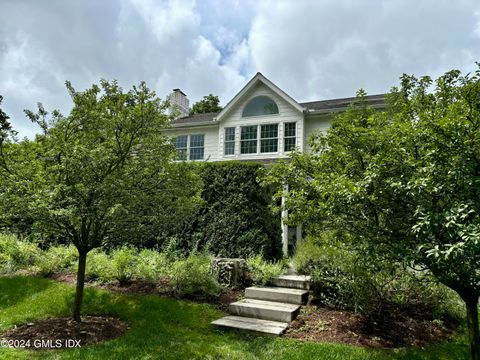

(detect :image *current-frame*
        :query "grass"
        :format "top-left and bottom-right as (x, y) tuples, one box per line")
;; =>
(0, 276), (470, 359)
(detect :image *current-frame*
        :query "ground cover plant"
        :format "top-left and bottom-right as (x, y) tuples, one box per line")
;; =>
(0, 234), (285, 299)
(291, 234), (463, 347)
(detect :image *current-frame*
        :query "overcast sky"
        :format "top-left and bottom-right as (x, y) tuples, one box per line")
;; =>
(1, 0), (480, 138)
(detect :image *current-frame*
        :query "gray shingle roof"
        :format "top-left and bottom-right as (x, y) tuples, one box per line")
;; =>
(171, 94), (386, 126)
(300, 94), (385, 112)
(171, 112), (219, 125)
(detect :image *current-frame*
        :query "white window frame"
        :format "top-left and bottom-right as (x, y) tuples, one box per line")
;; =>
(175, 135), (188, 160)
(224, 127), (235, 156)
(240, 125), (258, 155)
(284, 122), (297, 152)
(260, 123), (279, 154)
(189, 134), (205, 160)
(174, 134), (205, 161)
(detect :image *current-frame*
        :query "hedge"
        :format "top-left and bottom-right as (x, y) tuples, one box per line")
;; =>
(178, 161), (282, 260)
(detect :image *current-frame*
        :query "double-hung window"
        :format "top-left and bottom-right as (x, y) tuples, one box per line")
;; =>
(175, 135), (188, 160)
(284, 122), (296, 152)
(260, 124), (278, 153)
(189, 134), (204, 160)
(240, 126), (257, 154)
(175, 134), (204, 160)
(224, 127), (235, 155)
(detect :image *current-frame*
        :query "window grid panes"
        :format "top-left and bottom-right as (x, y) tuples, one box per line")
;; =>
(189, 134), (204, 160)
(224, 127), (235, 155)
(260, 124), (278, 153)
(242, 96), (279, 117)
(284, 122), (296, 152)
(175, 135), (188, 160)
(241, 126), (258, 154)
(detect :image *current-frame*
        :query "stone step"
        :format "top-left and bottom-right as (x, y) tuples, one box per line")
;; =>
(211, 316), (289, 336)
(245, 286), (309, 305)
(270, 275), (311, 290)
(229, 299), (300, 323)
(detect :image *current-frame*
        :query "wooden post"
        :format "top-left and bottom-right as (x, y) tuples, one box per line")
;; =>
(281, 183), (289, 256)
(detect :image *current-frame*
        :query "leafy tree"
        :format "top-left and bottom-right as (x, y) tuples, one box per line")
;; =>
(264, 67), (480, 359)
(0, 80), (188, 321)
(190, 94), (222, 115)
(0, 96), (12, 136)
(0, 96), (25, 235)
(0, 95), (16, 167)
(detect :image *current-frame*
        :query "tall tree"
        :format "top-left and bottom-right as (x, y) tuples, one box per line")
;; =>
(0, 80), (185, 321)
(0, 95), (16, 168)
(264, 67), (480, 359)
(190, 94), (222, 115)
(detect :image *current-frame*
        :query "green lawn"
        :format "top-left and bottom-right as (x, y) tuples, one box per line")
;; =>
(0, 276), (469, 359)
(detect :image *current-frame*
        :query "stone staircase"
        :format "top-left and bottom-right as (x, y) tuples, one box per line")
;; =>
(211, 275), (311, 336)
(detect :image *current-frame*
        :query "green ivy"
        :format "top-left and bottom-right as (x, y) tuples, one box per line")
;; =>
(178, 161), (282, 260)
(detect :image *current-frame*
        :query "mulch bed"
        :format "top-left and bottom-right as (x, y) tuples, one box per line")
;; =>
(285, 304), (459, 348)
(49, 272), (243, 311)
(1, 316), (129, 351)
(46, 273), (459, 348)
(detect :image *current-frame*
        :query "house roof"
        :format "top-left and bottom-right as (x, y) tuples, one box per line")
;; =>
(170, 72), (386, 127)
(171, 112), (218, 126)
(214, 72), (305, 123)
(300, 94), (385, 113)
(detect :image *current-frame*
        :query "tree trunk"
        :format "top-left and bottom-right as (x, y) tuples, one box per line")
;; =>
(73, 250), (87, 322)
(462, 293), (480, 360)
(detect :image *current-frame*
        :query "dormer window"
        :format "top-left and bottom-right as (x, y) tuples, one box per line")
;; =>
(242, 96), (279, 117)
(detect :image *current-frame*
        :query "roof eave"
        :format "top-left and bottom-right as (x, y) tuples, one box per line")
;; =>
(305, 103), (386, 116)
(168, 121), (219, 129)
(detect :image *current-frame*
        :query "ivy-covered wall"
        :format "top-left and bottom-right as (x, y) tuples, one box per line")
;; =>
(179, 161), (282, 261)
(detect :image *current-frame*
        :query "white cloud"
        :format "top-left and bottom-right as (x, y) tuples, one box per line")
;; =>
(1, 0), (480, 138)
(247, 0), (480, 101)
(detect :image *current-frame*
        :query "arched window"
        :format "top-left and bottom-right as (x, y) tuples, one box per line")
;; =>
(242, 96), (279, 117)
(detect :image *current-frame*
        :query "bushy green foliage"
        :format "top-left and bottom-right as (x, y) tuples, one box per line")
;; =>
(265, 68), (480, 358)
(246, 254), (288, 286)
(295, 233), (462, 321)
(0, 233), (40, 273)
(190, 94), (222, 115)
(1, 236), (221, 298)
(110, 246), (138, 285)
(292, 233), (336, 275)
(86, 250), (115, 283)
(179, 162), (282, 260)
(167, 252), (219, 298)
(34, 244), (77, 276)
(133, 249), (169, 284)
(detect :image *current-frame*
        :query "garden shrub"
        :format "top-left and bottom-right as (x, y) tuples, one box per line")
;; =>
(35, 244), (77, 276)
(134, 249), (169, 284)
(246, 254), (288, 286)
(167, 252), (219, 298)
(0, 233), (40, 273)
(86, 250), (115, 283)
(111, 246), (138, 285)
(292, 235), (331, 275)
(296, 232), (462, 321)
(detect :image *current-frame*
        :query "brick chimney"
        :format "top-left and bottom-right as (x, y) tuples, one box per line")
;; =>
(168, 88), (189, 118)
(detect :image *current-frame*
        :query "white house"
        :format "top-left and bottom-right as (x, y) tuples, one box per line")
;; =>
(164, 72), (385, 255)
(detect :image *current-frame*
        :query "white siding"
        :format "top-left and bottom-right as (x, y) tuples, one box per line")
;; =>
(217, 83), (304, 161)
(303, 115), (331, 152)
(162, 82), (340, 162)
(164, 126), (219, 161)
